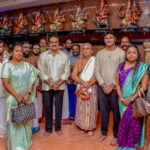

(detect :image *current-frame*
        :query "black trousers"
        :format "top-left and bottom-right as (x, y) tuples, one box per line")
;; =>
(43, 90), (64, 132)
(98, 86), (120, 138)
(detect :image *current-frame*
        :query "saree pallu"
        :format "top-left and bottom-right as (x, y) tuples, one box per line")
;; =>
(2, 61), (38, 150)
(117, 62), (148, 150)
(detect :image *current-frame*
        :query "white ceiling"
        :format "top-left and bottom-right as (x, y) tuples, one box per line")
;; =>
(0, 0), (73, 13)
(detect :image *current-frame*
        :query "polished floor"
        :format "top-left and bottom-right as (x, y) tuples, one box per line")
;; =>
(1, 115), (150, 150)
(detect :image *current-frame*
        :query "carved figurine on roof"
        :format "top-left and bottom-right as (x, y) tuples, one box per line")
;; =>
(49, 7), (65, 32)
(0, 16), (12, 34)
(118, 0), (142, 27)
(13, 12), (28, 34)
(93, 0), (110, 29)
(31, 10), (46, 33)
(70, 4), (88, 30)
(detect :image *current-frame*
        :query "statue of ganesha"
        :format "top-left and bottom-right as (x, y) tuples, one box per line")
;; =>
(118, 0), (142, 27)
(0, 16), (12, 34)
(93, 0), (110, 29)
(31, 11), (46, 33)
(49, 7), (65, 32)
(13, 12), (28, 34)
(70, 5), (88, 30)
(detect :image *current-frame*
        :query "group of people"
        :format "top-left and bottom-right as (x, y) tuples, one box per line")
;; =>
(0, 32), (149, 150)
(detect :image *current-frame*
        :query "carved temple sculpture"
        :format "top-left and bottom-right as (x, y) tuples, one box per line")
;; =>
(70, 4), (88, 30)
(0, 16), (12, 34)
(30, 11), (46, 33)
(93, 0), (110, 29)
(13, 12), (28, 34)
(118, 0), (142, 28)
(49, 7), (65, 32)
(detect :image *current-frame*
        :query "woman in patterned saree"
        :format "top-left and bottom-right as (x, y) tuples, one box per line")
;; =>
(72, 43), (98, 136)
(116, 45), (149, 150)
(2, 43), (38, 150)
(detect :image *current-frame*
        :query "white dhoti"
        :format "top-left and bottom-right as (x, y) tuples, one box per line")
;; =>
(0, 97), (6, 138)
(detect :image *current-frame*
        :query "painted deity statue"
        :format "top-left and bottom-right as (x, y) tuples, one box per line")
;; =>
(0, 16), (12, 34)
(31, 11), (46, 33)
(49, 8), (65, 32)
(70, 5), (88, 30)
(93, 0), (110, 28)
(13, 12), (28, 34)
(118, 0), (142, 27)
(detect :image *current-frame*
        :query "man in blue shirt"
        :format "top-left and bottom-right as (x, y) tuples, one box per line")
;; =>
(67, 44), (81, 119)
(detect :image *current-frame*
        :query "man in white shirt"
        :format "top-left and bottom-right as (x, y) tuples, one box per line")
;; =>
(0, 40), (8, 138)
(38, 35), (70, 136)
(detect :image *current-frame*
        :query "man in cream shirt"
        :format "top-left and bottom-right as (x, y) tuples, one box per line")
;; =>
(95, 31), (125, 145)
(38, 35), (70, 136)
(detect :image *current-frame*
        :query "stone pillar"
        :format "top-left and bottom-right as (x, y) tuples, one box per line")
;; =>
(143, 42), (150, 63)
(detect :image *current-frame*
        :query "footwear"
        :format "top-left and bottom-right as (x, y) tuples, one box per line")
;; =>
(110, 138), (117, 146)
(87, 131), (94, 136)
(56, 131), (63, 136)
(44, 132), (51, 137)
(98, 134), (107, 143)
(32, 127), (40, 134)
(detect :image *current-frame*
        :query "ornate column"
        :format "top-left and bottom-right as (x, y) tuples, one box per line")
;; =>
(143, 42), (150, 63)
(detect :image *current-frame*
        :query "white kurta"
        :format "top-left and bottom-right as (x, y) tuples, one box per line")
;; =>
(0, 56), (8, 137)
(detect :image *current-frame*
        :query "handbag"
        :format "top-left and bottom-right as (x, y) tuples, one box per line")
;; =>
(11, 102), (36, 125)
(132, 88), (150, 117)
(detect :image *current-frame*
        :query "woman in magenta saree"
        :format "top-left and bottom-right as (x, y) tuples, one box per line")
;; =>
(116, 45), (149, 150)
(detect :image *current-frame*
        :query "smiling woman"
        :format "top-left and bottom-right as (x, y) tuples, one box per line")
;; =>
(1, 43), (38, 150)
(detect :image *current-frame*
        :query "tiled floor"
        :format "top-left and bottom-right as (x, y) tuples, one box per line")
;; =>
(1, 115), (150, 150)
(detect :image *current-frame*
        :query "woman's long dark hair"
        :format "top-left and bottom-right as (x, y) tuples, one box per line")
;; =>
(9, 43), (22, 60)
(125, 45), (141, 86)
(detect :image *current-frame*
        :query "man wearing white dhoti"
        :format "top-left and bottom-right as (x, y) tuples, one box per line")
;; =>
(0, 40), (8, 138)
(72, 43), (98, 136)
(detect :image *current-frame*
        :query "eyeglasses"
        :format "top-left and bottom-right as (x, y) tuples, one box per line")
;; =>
(49, 41), (59, 44)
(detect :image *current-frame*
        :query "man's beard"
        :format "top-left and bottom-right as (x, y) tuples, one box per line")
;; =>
(66, 47), (72, 51)
(33, 53), (40, 56)
(23, 53), (30, 58)
(73, 52), (79, 56)
(121, 45), (127, 50)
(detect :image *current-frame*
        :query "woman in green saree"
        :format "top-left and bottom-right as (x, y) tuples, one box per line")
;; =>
(2, 43), (38, 150)
(116, 45), (149, 150)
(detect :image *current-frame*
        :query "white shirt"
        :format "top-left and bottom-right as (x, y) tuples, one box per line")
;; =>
(38, 50), (70, 91)
(0, 55), (8, 97)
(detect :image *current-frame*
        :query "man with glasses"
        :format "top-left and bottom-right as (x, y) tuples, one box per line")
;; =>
(38, 35), (70, 136)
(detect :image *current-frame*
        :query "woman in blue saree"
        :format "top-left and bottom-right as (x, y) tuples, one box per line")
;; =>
(116, 45), (149, 150)
(2, 43), (38, 150)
